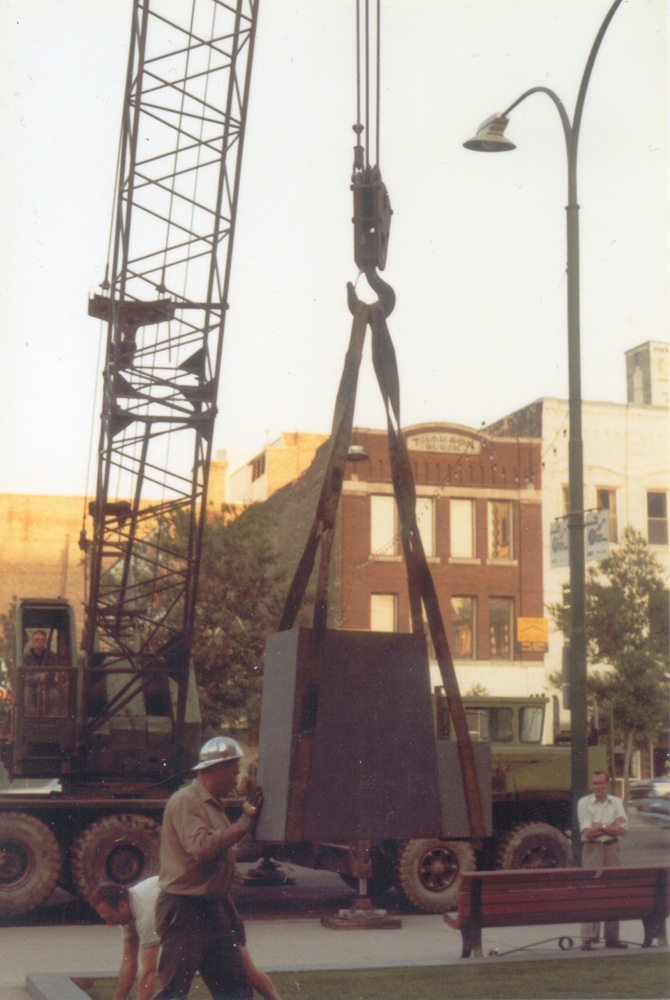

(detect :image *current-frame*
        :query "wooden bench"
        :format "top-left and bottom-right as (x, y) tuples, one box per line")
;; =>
(444, 866), (670, 958)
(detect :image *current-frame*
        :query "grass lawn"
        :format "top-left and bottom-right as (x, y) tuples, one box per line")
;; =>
(75, 953), (670, 1000)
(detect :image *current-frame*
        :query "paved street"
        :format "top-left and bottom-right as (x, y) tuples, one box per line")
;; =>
(1, 808), (665, 931)
(620, 808), (670, 866)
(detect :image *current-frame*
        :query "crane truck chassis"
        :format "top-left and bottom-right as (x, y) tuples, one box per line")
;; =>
(0, 605), (606, 915)
(0, 598), (208, 915)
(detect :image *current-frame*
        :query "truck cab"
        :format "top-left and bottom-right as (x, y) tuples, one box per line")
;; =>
(9, 599), (80, 778)
(436, 693), (548, 746)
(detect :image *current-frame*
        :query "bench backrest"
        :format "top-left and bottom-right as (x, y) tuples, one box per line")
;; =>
(455, 866), (670, 930)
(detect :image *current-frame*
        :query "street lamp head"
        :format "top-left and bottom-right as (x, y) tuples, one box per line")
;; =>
(463, 112), (516, 152)
(347, 445), (370, 462)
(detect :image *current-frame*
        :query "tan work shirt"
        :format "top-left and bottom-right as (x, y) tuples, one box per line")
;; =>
(158, 778), (236, 896)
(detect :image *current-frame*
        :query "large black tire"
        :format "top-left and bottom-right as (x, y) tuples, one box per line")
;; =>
(396, 839), (476, 912)
(0, 812), (62, 915)
(496, 822), (572, 870)
(72, 814), (161, 902)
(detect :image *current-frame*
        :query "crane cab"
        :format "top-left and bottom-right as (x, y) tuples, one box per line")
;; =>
(11, 599), (79, 777)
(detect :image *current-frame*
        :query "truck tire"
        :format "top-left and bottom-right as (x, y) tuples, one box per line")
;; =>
(396, 839), (476, 912)
(0, 812), (62, 915)
(496, 822), (572, 870)
(72, 814), (161, 902)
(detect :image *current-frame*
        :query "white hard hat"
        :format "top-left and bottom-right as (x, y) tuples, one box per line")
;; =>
(192, 736), (244, 770)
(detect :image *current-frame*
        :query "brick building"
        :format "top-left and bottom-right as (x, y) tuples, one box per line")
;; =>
(0, 458), (231, 639)
(331, 422), (545, 702)
(227, 431), (329, 502)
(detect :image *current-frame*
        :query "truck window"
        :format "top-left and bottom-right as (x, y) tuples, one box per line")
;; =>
(488, 708), (513, 742)
(519, 706), (544, 743)
(465, 709), (489, 741)
(21, 608), (71, 667)
(465, 707), (513, 742)
(23, 671), (70, 719)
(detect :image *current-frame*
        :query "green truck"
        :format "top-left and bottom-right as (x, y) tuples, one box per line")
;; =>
(391, 692), (608, 911)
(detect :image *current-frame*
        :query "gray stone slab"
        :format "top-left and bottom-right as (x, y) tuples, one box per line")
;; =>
(25, 975), (90, 1000)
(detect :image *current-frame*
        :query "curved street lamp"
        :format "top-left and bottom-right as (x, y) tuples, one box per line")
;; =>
(464, 0), (624, 863)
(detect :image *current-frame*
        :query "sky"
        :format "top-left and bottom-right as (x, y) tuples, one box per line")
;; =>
(0, 0), (667, 497)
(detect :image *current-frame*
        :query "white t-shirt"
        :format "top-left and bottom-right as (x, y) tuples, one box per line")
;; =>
(120, 875), (161, 951)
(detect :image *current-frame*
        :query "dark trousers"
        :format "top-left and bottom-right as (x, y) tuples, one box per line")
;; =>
(154, 891), (252, 1000)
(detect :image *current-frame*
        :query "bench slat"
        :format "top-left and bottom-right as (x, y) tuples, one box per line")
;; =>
(455, 904), (655, 924)
(460, 869), (662, 888)
(477, 885), (657, 906)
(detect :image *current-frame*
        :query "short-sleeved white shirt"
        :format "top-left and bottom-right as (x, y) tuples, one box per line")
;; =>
(120, 875), (161, 951)
(577, 793), (628, 843)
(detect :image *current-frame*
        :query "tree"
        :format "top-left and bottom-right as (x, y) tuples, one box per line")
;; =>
(171, 505), (288, 741)
(548, 526), (669, 801)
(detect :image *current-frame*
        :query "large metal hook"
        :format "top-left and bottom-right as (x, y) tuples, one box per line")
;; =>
(346, 267), (396, 319)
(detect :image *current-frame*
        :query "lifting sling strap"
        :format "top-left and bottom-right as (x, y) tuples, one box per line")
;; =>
(278, 263), (486, 842)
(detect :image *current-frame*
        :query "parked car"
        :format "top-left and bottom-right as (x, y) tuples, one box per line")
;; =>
(635, 797), (670, 829)
(629, 776), (670, 800)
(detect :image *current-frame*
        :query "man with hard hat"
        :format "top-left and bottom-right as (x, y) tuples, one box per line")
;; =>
(153, 736), (269, 1000)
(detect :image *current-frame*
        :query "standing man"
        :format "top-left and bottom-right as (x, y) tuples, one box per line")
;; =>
(91, 877), (160, 1000)
(578, 770), (628, 951)
(154, 736), (275, 1000)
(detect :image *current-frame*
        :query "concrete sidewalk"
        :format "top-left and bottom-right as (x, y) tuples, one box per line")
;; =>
(0, 913), (662, 1000)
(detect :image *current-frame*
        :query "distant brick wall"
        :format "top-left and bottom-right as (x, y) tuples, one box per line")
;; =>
(0, 494), (90, 638)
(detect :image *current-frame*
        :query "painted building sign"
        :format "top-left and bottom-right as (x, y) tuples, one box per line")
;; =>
(406, 432), (480, 455)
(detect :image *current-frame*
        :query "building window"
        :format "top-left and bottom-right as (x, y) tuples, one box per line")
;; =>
(489, 598), (513, 659)
(370, 495), (398, 556)
(450, 499), (475, 558)
(416, 497), (436, 557)
(596, 488), (618, 543)
(451, 597), (476, 660)
(370, 593), (398, 632)
(648, 492), (668, 545)
(251, 453), (265, 482)
(488, 500), (513, 559)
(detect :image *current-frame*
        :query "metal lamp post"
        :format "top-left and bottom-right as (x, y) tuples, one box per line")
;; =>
(464, 0), (624, 863)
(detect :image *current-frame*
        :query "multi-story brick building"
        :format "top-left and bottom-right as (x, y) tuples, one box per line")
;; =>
(331, 422), (546, 705)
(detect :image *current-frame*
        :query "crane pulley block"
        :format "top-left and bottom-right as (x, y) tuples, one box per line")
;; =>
(351, 164), (393, 272)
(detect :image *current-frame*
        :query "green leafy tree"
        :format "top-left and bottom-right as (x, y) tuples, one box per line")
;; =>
(171, 504), (288, 741)
(548, 526), (669, 802)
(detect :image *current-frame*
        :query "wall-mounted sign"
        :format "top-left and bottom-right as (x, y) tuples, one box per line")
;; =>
(407, 432), (480, 455)
(517, 617), (549, 653)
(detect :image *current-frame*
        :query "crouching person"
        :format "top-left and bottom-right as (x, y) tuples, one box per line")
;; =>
(154, 736), (281, 1000)
(91, 877), (160, 1000)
